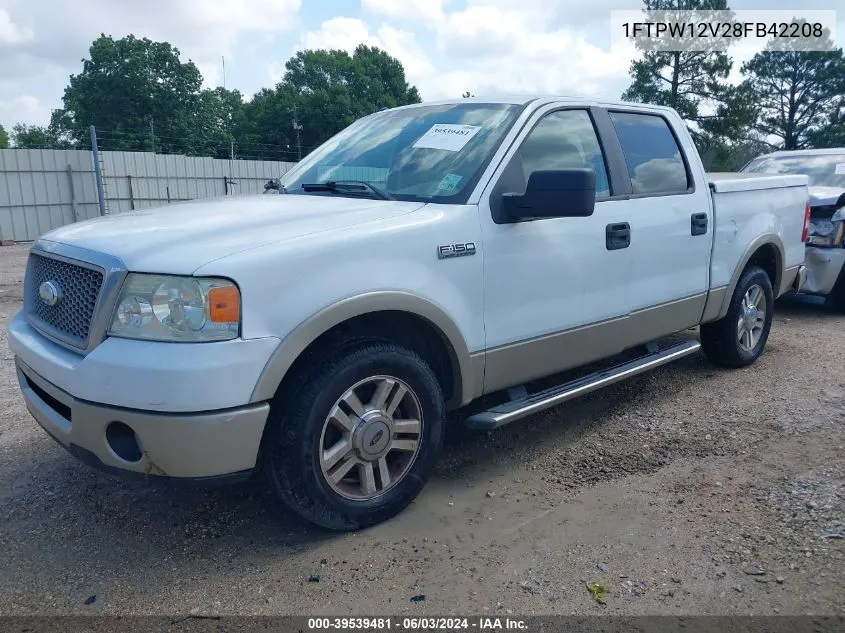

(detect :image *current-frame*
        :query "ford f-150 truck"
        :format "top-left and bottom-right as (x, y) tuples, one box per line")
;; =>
(9, 97), (810, 530)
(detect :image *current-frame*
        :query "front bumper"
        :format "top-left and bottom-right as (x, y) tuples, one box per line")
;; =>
(16, 358), (269, 479)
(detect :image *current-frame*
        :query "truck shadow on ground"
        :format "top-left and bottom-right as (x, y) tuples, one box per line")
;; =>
(775, 292), (834, 314)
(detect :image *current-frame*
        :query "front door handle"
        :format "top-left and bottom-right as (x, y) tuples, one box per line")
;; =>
(606, 222), (631, 250)
(691, 212), (708, 236)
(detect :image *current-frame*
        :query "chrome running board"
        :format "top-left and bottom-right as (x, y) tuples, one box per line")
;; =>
(465, 340), (701, 430)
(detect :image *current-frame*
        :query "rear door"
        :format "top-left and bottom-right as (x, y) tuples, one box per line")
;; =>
(478, 105), (635, 394)
(604, 109), (712, 339)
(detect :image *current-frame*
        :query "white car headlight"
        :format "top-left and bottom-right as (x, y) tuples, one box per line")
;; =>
(108, 274), (240, 342)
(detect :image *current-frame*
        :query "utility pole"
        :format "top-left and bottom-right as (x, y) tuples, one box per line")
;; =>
(149, 119), (156, 154)
(291, 105), (303, 161)
(223, 56), (235, 183)
(227, 137), (236, 196)
(90, 125), (106, 217)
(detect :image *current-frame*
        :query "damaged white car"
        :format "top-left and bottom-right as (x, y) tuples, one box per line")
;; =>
(742, 149), (845, 310)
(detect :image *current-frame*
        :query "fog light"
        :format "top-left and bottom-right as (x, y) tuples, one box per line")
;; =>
(105, 421), (142, 463)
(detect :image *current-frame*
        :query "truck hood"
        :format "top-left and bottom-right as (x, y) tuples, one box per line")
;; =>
(40, 194), (426, 274)
(808, 186), (845, 208)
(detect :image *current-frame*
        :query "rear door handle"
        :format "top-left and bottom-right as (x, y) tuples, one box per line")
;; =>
(606, 222), (630, 250)
(691, 212), (708, 236)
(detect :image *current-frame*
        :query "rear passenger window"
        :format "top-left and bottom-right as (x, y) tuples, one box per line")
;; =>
(517, 110), (611, 198)
(609, 112), (690, 195)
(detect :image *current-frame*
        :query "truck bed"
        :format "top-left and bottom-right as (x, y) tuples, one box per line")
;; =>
(707, 172), (808, 297)
(707, 172), (808, 193)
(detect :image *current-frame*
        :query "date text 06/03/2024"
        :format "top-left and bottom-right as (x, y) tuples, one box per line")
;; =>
(306, 617), (528, 630)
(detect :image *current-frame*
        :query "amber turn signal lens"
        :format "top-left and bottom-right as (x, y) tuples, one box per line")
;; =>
(207, 285), (240, 323)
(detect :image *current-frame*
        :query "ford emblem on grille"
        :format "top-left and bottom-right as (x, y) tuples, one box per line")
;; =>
(38, 280), (62, 307)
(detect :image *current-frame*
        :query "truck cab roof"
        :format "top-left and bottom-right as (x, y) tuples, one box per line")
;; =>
(386, 95), (679, 115)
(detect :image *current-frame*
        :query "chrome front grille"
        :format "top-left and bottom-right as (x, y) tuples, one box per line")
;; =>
(25, 252), (105, 349)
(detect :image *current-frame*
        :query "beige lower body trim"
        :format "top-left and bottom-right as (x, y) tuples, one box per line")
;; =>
(482, 294), (705, 394)
(17, 358), (268, 478)
(627, 293), (704, 344)
(469, 352), (485, 405)
(701, 286), (728, 324)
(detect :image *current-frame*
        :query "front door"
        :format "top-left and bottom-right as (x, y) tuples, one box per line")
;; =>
(478, 106), (634, 394)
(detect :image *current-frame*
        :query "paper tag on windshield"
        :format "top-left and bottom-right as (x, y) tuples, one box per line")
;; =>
(835, 163), (845, 175)
(413, 124), (481, 152)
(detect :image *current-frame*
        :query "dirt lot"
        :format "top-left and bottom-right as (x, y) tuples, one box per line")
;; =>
(0, 242), (843, 617)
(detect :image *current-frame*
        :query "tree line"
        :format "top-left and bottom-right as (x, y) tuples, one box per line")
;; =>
(2, 2), (843, 170)
(2, 34), (420, 161)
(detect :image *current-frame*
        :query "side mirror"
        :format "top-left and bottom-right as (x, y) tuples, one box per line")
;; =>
(502, 169), (596, 221)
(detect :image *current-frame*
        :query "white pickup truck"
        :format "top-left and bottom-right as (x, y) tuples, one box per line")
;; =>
(9, 97), (809, 530)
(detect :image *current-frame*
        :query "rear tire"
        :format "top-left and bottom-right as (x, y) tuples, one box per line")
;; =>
(262, 340), (444, 531)
(700, 265), (773, 368)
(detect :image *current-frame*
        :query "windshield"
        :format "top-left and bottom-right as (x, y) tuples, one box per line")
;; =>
(741, 153), (845, 188)
(280, 103), (523, 203)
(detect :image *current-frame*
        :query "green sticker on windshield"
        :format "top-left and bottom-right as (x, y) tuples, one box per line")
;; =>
(438, 173), (463, 193)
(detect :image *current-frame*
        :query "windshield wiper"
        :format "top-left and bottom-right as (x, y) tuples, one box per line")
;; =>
(300, 180), (395, 201)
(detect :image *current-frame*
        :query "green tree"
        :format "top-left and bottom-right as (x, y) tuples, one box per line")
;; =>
(347, 45), (421, 112)
(10, 123), (70, 149)
(53, 34), (205, 153)
(807, 107), (845, 148)
(0, 124), (8, 149)
(239, 45), (421, 157)
(695, 135), (773, 171)
(741, 23), (845, 149)
(622, 0), (755, 146)
(235, 86), (299, 161)
(194, 87), (245, 158)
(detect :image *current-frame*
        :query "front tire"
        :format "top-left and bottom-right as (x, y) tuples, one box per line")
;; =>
(700, 265), (773, 368)
(262, 341), (444, 530)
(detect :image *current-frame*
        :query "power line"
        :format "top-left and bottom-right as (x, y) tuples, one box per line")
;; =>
(94, 136), (310, 149)
(13, 127), (319, 161)
(92, 129), (316, 152)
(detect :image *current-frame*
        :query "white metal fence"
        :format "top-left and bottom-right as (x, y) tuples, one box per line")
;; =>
(0, 149), (100, 242)
(0, 149), (295, 241)
(101, 152), (294, 214)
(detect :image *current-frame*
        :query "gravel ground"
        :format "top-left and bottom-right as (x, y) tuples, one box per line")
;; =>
(0, 242), (843, 616)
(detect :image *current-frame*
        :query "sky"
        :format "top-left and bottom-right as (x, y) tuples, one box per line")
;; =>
(0, 0), (842, 134)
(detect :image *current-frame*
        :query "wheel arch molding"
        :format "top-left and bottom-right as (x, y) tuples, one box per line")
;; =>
(715, 235), (785, 321)
(249, 291), (476, 410)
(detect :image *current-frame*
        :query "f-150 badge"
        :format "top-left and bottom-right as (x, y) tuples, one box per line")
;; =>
(437, 242), (477, 259)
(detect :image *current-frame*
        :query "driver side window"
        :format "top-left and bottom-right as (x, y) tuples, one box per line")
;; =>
(517, 110), (610, 198)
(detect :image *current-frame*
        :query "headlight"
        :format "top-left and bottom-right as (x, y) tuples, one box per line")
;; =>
(108, 274), (240, 342)
(807, 220), (845, 248)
